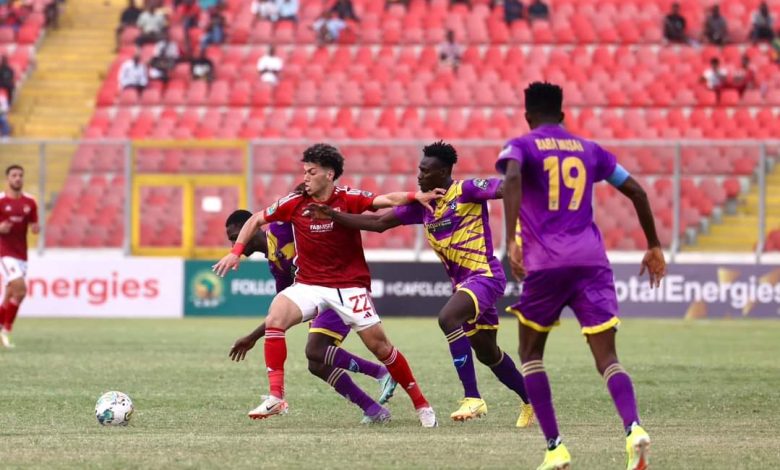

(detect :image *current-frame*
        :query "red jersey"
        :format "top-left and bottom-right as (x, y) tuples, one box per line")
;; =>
(0, 191), (38, 260)
(263, 186), (376, 289)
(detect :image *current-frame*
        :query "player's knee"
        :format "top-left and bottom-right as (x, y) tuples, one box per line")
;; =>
(10, 282), (26, 301)
(437, 313), (460, 333)
(519, 345), (542, 364)
(307, 361), (329, 379)
(304, 343), (326, 363)
(595, 356), (619, 376)
(368, 340), (393, 361)
(475, 345), (502, 366)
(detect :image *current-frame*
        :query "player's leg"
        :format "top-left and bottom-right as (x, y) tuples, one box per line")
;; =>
(571, 266), (648, 470)
(510, 268), (571, 469)
(307, 309), (397, 404)
(437, 291), (483, 419)
(0, 258), (27, 348)
(304, 332), (390, 423)
(247, 285), (312, 419)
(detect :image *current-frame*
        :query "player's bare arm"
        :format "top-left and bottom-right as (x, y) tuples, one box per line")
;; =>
(30, 223), (40, 235)
(616, 176), (666, 288)
(307, 205), (403, 233)
(229, 323), (267, 362)
(372, 189), (446, 212)
(502, 160), (525, 281)
(213, 211), (268, 277)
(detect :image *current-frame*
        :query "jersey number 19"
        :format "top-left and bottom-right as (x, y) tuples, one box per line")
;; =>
(543, 156), (586, 211)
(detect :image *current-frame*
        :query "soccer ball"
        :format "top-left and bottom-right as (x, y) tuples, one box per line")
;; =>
(95, 391), (134, 426)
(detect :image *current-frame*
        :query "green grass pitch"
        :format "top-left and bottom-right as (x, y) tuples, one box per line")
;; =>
(1, 318), (779, 469)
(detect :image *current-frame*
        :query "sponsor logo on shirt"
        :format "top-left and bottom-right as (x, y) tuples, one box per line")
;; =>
(473, 179), (489, 190)
(23, 205), (30, 213)
(266, 202), (279, 216)
(310, 221), (335, 233)
(426, 219), (452, 234)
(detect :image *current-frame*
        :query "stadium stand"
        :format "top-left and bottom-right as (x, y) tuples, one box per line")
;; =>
(39, 0), (780, 252)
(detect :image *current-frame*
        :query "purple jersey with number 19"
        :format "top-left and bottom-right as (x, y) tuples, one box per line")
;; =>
(495, 124), (618, 273)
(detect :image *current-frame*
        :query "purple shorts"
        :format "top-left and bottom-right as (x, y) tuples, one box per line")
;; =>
(456, 275), (505, 336)
(309, 308), (351, 344)
(508, 266), (620, 335)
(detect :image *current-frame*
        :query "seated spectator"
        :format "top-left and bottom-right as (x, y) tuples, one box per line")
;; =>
(503, 0), (523, 26)
(439, 29), (462, 72)
(149, 30), (179, 85)
(136, 4), (167, 46)
(119, 53), (148, 96)
(750, 2), (774, 43)
(0, 3), (24, 31)
(0, 89), (10, 138)
(190, 50), (215, 84)
(771, 31), (780, 64)
(116, 0), (141, 51)
(663, 2), (688, 44)
(313, 11), (346, 44)
(449, 0), (471, 9)
(43, 0), (58, 28)
(251, 0), (278, 21)
(200, 7), (226, 51)
(701, 57), (727, 102)
(176, 0), (200, 30)
(0, 55), (15, 103)
(276, 0), (299, 22)
(728, 54), (758, 98)
(527, 0), (548, 21)
(703, 5), (728, 45)
(329, 0), (359, 22)
(257, 45), (283, 85)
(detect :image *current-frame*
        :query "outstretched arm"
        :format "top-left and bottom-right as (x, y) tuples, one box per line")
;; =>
(229, 321), (266, 362)
(213, 211), (268, 277)
(372, 189), (445, 212)
(615, 176), (666, 287)
(307, 205), (404, 233)
(502, 160), (525, 281)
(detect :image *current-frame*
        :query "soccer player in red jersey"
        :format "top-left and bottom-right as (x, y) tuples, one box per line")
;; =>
(0, 165), (39, 348)
(214, 144), (442, 427)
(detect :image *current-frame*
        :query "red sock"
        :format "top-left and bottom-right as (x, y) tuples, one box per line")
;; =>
(0, 304), (6, 329)
(264, 328), (287, 399)
(2, 299), (19, 332)
(381, 347), (429, 409)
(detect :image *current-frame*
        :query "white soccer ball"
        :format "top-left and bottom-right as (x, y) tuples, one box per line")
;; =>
(95, 391), (134, 426)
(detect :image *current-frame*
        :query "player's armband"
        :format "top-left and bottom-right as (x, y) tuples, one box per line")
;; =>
(606, 164), (630, 188)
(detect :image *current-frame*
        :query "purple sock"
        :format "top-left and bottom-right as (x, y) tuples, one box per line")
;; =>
(521, 360), (561, 447)
(489, 352), (529, 403)
(328, 369), (382, 416)
(446, 327), (480, 398)
(325, 345), (387, 379)
(603, 363), (640, 431)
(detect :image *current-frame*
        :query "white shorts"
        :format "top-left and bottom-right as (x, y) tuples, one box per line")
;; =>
(280, 283), (381, 332)
(0, 257), (27, 283)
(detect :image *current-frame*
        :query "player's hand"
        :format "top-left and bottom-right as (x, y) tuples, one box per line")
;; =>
(416, 188), (446, 213)
(303, 203), (334, 219)
(640, 246), (666, 288)
(0, 221), (11, 234)
(506, 240), (526, 281)
(212, 253), (240, 277)
(229, 335), (257, 362)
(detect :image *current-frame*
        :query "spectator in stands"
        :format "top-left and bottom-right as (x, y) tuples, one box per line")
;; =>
(200, 7), (226, 51)
(313, 11), (346, 44)
(329, 0), (359, 22)
(277, 0), (299, 22)
(190, 49), (215, 85)
(0, 90), (10, 138)
(251, 0), (278, 21)
(701, 57), (727, 102)
(136, 4), (167, 46)
(527, 0), (549, 21)
(0, 2), (24, 31)
(728, 54), (759, 98)
(115, 0), (141, 51)
(177, 0), (200, 31)
(503, 0), (524, 26)
(703, 5), (728, 45)
(439, 29), (462, 72)
(257, 45), (283, 85)
(149, 30), (179, 85)
(771, 30), (780, 64)
(43, 0), (59, 28)
(449, 0), (471, 9)
(0, 55), (14, 103)
(750, 2), (774, 43)
(663, 2), (688, 44)
(119, 53), (148, 97)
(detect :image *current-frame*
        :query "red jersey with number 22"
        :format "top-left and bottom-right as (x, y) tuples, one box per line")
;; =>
(263, 186), (376, 289)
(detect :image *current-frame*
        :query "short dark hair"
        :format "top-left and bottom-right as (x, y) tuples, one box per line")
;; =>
(422, 140), (458, 167)
(5, 164), (22, 176)
(225, 209), (252, 228)
(301, 143), (344, 180)
(524, 81), (563, 116)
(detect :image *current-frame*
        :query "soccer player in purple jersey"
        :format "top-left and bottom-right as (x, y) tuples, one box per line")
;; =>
(224, 209), (397, 424)
(497, 82), (667, 470)
(307, 141), (535, 427)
